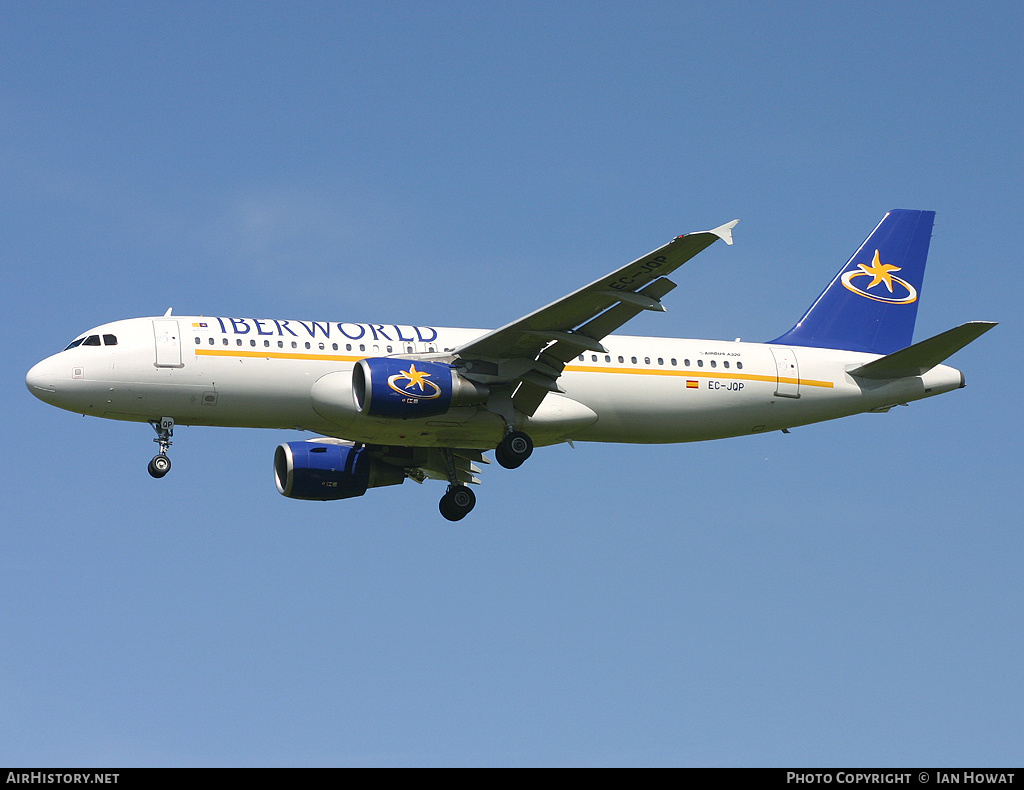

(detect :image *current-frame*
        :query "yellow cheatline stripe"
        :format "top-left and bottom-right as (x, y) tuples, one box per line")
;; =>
(196, 349), (364, 362)
(194, 350), (834, 389)
(563, 363), (833, 388)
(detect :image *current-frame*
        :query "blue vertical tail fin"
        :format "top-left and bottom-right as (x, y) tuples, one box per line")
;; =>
(770, 209), (935, 354)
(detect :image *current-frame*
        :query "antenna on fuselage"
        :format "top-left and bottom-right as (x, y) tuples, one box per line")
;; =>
(164, 308), (173, 316)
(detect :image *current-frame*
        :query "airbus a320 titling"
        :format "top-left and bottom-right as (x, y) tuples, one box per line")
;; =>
(27, 210), (995, 520)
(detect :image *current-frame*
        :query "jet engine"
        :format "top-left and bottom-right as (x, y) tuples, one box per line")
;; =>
(311, 358), (490, 427)
(274, 441), (405, 501)
(353, 358), (488, 418)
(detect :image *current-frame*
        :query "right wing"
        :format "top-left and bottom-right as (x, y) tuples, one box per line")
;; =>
(451, 220), (739, 414)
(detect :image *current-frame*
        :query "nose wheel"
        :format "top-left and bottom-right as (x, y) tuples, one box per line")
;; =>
(148, 454), (171, 478)
(147, 417), (174, 479)
(439, 484), (476, 521)
(495, 430), (533, 469)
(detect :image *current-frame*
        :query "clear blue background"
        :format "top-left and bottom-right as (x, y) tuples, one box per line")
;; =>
(3, 1), (1020, 766)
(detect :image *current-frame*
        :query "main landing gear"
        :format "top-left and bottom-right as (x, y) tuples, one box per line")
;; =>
(494, 430), (533, 469)
(147, 417), (174, 478)
(437, 447), (478, 522)
(439, 484), (476, 522)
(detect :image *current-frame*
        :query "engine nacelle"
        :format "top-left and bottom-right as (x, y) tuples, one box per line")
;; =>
(353, 358), (489, 419)
(274, 441), (404, 501)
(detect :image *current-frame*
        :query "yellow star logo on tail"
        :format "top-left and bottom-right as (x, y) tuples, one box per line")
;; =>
(857, 249), (902, 292)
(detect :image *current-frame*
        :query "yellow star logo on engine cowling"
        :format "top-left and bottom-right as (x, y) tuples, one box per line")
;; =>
(857, 249), (902, 292)
(400, 363), (431, 391)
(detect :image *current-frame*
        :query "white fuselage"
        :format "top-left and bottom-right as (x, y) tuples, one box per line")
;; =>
(26, 315), (965, 449)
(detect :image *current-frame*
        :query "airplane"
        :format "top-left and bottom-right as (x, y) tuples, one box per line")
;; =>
(26, 209), (995, 521)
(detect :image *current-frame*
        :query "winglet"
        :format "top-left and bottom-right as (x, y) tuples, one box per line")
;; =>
(707, 219), (739, 246)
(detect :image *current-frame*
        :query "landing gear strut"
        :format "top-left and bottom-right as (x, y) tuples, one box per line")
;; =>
(439, 484), (476, 521)
(495, 430), (533, 469)
(147, 417), (174, 478)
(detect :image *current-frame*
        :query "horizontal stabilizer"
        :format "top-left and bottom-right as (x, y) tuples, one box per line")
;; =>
(848, 321), (997, 380)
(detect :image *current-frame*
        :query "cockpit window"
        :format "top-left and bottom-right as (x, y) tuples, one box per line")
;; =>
(64, 333), (115, 350)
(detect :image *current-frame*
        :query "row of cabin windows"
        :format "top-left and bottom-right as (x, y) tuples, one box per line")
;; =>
(578, 353), (743, 370)
(195, 337), (440, 354)
(64, 334), (117, 350)
(189, 337), (741, 368)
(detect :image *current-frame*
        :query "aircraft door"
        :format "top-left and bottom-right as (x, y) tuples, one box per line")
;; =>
(770, 347), (800, 398)
(153, 319), (184, 368)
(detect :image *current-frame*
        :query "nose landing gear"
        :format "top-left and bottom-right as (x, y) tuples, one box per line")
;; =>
(148, 454), (171, 478)
(147, 417), (174, 478)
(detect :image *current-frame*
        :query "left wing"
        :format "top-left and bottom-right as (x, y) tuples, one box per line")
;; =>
(451, 220), (738, 414)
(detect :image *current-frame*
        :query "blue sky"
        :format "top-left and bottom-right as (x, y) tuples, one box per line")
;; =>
(3, 1), (1021, 766)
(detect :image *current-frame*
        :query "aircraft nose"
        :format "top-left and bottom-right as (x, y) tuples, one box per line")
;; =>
(26, 358), (60, 402)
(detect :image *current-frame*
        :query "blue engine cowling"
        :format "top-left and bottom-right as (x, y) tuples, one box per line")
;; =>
(355, 358), (473, 419)
(274, 441), (404, 501)
(311, 358), (490, 426)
